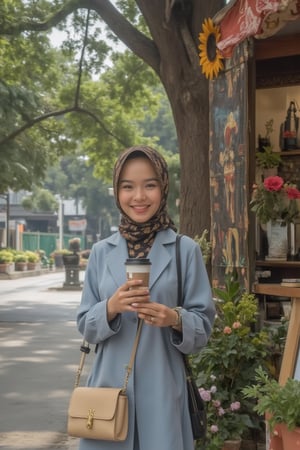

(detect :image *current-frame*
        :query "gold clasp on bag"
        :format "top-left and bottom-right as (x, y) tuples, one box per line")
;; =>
(86, 409), (95, 429)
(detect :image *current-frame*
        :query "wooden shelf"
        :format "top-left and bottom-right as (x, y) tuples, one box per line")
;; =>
(253, 283), (300, 298)
(279, 150), (300, 156)
(256, 260), (300, 268)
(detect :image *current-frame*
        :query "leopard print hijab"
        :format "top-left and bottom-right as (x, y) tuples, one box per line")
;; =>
(113, 145), (177, 258)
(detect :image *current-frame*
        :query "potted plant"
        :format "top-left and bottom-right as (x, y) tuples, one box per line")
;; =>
(258, 118), (274, 152)
(14, 252), (28, 271)
(0, 249), (14, 273)
(250, 175), (300, 259)
(25, 251), (40, 270)
(250, 176), (300, 225)
(49, 257), (54, 270)
(256, 146), (282, 175)
(198, 380), (249, 449)
(193, 272), (272, 450)
(243, 366), (300, 449)
(63, 238), (81, 266)
(50, 249), (71, 268)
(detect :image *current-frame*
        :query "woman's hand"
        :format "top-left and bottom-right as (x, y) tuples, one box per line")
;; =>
(132, 302), (179, 328)
(107, 279), (150, 321)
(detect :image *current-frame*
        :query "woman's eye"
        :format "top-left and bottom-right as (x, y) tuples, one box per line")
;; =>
(121, 184), (132, 190)
(146, 183), (158, 189)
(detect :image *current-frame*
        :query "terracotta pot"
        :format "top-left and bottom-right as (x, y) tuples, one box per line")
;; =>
(0, 263), (13, 274)
(269, 433), (283, 450)
(222, 439), (242, 450)
(280, 423), (300, 449)
(15, 262), (28, 271)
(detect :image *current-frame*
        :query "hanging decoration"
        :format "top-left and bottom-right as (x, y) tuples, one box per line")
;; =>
(213, 0), (300, 59)
(198, 18), (224, 80)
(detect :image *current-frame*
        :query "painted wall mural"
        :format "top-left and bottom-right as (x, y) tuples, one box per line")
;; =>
(209, 44), (250, 289)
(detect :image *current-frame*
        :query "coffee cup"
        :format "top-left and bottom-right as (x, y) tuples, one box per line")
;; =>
(125, 258), (151, 288)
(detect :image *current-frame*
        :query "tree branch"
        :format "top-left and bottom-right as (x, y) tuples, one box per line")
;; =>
(0, 106), (129, 148)
(84, 0), (160, 73)
(2, 0), (161, 74)
(74, 8), (90, 107)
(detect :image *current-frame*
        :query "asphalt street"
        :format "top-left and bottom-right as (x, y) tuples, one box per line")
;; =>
(0, 271), (90, 450)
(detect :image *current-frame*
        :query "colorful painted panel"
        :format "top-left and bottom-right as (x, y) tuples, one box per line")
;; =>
(209, 44), (250, 289)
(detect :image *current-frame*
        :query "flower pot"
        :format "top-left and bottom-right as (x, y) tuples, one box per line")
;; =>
(15, 262), (28, 271)
(280, 423), (300, 449)
(266, 220), (288, 260)
(222, 439), (242, 450)
(0, 263), (14, 274)
(54, 254), (64, 268)
(63, 253), (80, 266)
(27, 262), (39, 270)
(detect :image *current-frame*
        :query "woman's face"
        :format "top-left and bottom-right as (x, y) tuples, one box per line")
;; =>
(118, 157), (162, 223)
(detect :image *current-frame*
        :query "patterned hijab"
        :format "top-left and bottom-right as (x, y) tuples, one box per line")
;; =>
(113, 145), (177, 258)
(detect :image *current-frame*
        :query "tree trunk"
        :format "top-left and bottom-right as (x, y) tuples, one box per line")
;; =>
(134, 0), (224, 236)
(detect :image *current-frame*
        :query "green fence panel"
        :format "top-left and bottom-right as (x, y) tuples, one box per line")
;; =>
(22, 232), (85, 257)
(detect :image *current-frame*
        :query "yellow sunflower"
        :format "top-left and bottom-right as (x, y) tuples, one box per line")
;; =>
(198, 18), (224, 80)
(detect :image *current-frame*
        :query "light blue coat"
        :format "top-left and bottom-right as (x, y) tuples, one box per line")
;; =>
(77, 229), (215, 450)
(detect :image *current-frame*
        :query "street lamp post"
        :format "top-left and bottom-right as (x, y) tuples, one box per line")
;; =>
(55, 195), (64, 250)
(0, 193), (9, 248)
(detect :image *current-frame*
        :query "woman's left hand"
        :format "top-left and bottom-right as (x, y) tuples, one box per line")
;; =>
(131, 301), (178, 327)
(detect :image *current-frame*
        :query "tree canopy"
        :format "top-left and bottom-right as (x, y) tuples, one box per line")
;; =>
(1, 0), (225, 235)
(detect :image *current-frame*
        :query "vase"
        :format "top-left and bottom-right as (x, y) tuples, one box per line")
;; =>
(221, 439), (242, 450)
(266, 220), (288, 260)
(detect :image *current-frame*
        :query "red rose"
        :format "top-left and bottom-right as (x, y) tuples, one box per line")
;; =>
(263, 176), (284, 192)
(286, 187), (300, 199)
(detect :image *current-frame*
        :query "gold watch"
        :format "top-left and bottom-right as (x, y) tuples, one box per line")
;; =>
(172, 307), (183, 327)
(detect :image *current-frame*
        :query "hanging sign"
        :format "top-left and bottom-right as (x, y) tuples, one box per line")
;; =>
(68, 219), (87, 232)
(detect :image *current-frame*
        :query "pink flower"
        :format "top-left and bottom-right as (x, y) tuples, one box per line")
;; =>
(210, 425), (219, 433)
(218, 407), (225, 416)
(199, 389), (211, 402)
(223, 326), (232, 334)
(230, 401), (241, 411)
(232, 321), (241, 329)
(263, 176), (284, 192)
(212, 399), (221, 408)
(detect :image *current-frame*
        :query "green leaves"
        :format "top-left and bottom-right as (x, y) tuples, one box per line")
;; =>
(243, 367), (300, 431)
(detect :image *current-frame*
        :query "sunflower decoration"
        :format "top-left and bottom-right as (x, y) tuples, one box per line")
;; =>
(198, 18), (224, 80)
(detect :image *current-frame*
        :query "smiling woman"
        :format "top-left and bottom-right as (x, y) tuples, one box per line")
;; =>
(75, 145), (215, 450)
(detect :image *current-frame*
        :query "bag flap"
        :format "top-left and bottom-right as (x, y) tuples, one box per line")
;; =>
(68, 387), (125, 421)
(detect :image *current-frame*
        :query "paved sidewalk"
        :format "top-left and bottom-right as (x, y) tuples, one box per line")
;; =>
(0, 274), (90, 450)
(0, 321), (88, 450)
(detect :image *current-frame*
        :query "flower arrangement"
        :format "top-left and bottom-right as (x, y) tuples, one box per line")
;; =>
(250, 175), (300, 224)
(192, 272), (271, 449)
